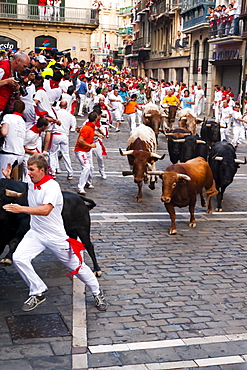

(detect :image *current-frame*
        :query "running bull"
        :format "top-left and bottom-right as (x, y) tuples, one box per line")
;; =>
(119, 124), (165, 202)
(142, 103), (166, 139)
(148, 157), (218, 234)
(177, 108), (203, 135)
(200, 120), (221, 148)
(0, 179), (102, 277)
(208, 141), (246, 211)
(172, 134), (208, 163)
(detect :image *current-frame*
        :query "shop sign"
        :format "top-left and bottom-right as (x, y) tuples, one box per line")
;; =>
(0, 36), (17, 51)
(212, 49), (240, 60)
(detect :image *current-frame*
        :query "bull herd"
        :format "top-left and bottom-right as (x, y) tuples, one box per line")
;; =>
(120, 103), (246, 235)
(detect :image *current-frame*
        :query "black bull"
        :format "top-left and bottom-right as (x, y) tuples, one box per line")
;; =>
(0, 179), (102, 276)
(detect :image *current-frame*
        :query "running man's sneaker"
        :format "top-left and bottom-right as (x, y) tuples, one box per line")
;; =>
(93, 290), (107, 311)
(67, 175), (73, 180)
(78, 188), (86, 195)
(22, 294), (46, 312)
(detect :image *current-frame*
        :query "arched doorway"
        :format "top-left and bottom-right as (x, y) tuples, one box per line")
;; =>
(35, 35), (57, 55)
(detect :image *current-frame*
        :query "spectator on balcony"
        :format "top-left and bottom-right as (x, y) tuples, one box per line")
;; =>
(54, 0), (61, 21)
(231, 0), (240, 36)
(225, 4), (234, 36)
(46, 0), (54, 21)
(38, 0), (47, 21)
(207, 6), (217, 38)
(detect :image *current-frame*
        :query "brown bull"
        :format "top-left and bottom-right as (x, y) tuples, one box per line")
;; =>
(120, 125), (165, 201)
(148, 157), (218, 234)
(177, 108), (203, 135)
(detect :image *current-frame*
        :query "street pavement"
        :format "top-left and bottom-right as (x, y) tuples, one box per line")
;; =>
(1, 115), (247, 370)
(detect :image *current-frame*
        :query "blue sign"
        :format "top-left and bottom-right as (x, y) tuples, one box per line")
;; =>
(71, 46), (76, 51)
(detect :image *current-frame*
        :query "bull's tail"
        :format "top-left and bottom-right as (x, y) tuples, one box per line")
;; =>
(78, 195), (96, 210)
(204, 179), (218, 197)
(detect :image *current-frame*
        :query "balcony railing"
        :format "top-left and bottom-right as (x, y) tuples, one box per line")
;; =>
(119, 6), (133, 15)
(150, 1), (169, 15)
(133, 36), (150, 50)
(118, 27), (133, 35)
(182, 4), (214, 30)
(0, 2), (99, 24)
(171, 0), (182, 9)
(137, 0), (149, 13)
(181, 0), (215, 13)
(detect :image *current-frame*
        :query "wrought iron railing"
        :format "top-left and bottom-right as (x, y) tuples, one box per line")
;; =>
(181, 0), (215, 13)
(0, 2), (99, 24)
(132, 36), (150, 50)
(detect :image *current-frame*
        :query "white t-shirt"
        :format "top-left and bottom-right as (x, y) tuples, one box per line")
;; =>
(232, 110), (244, 127)
(53, 108), (76, 135)
(2, 113), (26, 155)
(59, 79), (73, 93)
(195, 89), (204, 101)
(28, 178), (68, 240)
(220, 106), (233, 126)
(108, 92), (124, 110)
(33, 88), (56, 119)
(24, 126), (41, 150)
(44, 79), (62, 105)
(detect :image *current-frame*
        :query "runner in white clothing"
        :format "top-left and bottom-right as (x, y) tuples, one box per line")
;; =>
(49, 101), (75, 179)
(231, 104), (247, 148)
(3, 154), (107, 312)
(0, 100), (26, 179)
(219, 100), (232, 141)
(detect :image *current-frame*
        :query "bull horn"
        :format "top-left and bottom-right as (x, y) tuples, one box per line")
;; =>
(196, 118), (204, 123)
(206, 124), (212, 127)
(214, 156), (223, 161)
(196, 140), (206, 144)
(5, 189), (25, 198)
(180, 116), (187, 120)
(161, 114), (167, 117)
(119, 148), (134, 156)
(147, 171), (163, 175)
(122, 171), (134, 176)
(145, 114), (151, 117)
(234, 157), (247, 164)
(150, 152), (165, 159)
(178, 174), (191, 181)
(172, 138), (186, 143)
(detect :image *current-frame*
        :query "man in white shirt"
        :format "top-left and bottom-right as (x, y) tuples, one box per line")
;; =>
(108, 89), (124, 132)
(49, 101), (76, 179)
(213, 85), (222, 122)
(194, 85), (204, 116)
(219, 100), (232, 141)
(231, 104), (247, 148)
(3, 154), (107, 312)
(0, 100), (26, 178)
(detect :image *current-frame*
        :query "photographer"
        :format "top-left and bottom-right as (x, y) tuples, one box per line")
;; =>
(0, 51), (30, 114)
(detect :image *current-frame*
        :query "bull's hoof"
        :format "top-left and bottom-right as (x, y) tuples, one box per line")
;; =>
(189, 222), (196, 228)
(0, 258), (13, 266)
(144, 178), (148, 184)
(201, 201), (206, 207)
(206, 209), (213, 214)
(135, 197), (142, 202)
(169, 229), (177, 235)
(215, 208), (222, 212)
(94, 270), (102, 278)
(148, 184), (155, 190)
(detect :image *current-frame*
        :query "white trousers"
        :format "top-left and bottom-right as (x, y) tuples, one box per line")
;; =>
(136, 106), (143, 125)
(220, 127), (230, 142)
(126, 113), (136, 131)
(75, 150), (93, 190)
(78, 94), (86, 115)
(0, 153), (24, 179)
(49, 134), (73, 176)
(13, 229), (100, 296)
(194, 99), (203, 116)
(54, 6), (60, 20)
(38, 5), (45, 20)
(232, 126), (245, 147)
(92, 141), (106, 177)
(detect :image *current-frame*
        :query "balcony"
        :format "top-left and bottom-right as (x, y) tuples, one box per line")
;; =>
(132, 36), (150, 51)
(181, 1), (215, 32)
(150, 1), (169, 15)
(119, 6), (133, 15)
(171, 0), (182, 10)
(137, 0), (149, 14)
(118, 27), (133, 35)
(0, 2), (99, 25)
(181, 0), (215, 13)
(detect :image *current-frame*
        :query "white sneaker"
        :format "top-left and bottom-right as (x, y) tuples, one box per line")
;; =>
(56, 168), (62, 174)
(87, 184), (95, 189)
(78, 188), (86, 195)
(101, 174), (107, 180)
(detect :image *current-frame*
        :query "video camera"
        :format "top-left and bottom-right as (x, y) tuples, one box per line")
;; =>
(14, 72), (28, 97)
(56, 49), (72, 62)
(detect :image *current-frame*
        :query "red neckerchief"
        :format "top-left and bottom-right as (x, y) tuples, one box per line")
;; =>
(85, 121), (95, 130)
(13, 112), (24, 117)
(100, 103), (107, 110)
(33, 174), (53, 190)
(30, 124), (40, 134)
(50, 80), (59, 89)
(36, 87), (46, 91)
(66, 238), (86, 276)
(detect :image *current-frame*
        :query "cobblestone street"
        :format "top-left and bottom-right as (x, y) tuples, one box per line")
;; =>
(1, 116), (247, 369)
